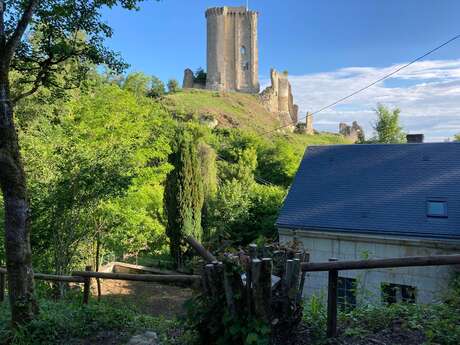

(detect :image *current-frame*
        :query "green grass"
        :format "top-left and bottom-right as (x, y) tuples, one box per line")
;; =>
(164, 89), (282, 134)
(163, 89), (351, 155)
(0, 297), (179, 345)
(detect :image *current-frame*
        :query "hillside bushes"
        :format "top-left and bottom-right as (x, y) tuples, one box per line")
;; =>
(0, 71), (305, 277)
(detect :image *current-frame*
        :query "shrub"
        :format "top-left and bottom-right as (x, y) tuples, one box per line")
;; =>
(167, 79), (180, 93)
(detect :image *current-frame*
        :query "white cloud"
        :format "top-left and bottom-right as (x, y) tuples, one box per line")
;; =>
(277, 59), (460, 142)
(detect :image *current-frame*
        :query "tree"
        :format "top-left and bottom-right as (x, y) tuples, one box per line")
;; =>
(198, 142), (217, 242)
(0, 0), (151, 326)
(148, 76), (165, 98)
(194, 68), (207, 85)
(257, 139), (299, 187)
(123, 72), (152, 97)
(454, 134), (460, 142)
(372, 104), (406, 143)
(164, 131), (204, 268)
(167, 79), (180, 93)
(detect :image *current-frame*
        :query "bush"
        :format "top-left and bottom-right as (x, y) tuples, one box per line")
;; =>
(0, 298), (177, 345)
(148, 76), (165, 98)
(302, 275), (460, 345)
(193, 68), (207, 85)
(168, 79), (180, 93)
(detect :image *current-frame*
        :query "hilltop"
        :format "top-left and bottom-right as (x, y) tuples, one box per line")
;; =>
(163, 89), (351, 153)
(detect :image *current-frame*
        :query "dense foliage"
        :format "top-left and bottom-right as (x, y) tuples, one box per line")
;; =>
(303, 276), (460, 345)
(0, 70), (303, 276)
(0, 296), (178, 345)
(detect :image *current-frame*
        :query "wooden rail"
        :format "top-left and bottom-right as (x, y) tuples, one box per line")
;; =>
(0, 267), (84, 283)
(301, 254), (460, 272)
(72, 270), (200, 284)
(301, 254), (460, 338)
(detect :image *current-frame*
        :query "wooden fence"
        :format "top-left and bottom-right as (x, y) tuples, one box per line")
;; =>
(301, 254), (460, 338)
(0, 265), (200, 305)
(2, 253), (460, 339)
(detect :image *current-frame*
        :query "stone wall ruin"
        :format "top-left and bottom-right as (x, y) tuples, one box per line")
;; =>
(260, 69), (299, 129)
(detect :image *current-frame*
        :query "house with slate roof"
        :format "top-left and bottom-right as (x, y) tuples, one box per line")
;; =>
(276, 141), (460, 307)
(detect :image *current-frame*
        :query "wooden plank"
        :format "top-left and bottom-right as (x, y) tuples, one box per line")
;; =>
(112, 262), (179, 276)
(301, 254), (460, 272)
(251, 259), (262, 317)
(72, 270), (201, 284)
(260, 258), (272, 321)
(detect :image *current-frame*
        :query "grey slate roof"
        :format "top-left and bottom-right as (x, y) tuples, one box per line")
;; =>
(276, 143), (460, 239)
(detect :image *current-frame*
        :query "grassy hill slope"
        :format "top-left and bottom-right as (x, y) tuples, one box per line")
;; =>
(163, 89), (352, 151)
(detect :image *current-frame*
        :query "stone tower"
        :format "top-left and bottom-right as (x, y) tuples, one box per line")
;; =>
(205, 6), (260, 93)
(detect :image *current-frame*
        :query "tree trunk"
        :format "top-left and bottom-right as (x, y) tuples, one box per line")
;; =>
(0, 67), (38, 326)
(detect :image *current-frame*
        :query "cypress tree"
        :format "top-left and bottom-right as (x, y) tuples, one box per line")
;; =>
(164, 131), (204, 268)
(198, 142), (218, 242)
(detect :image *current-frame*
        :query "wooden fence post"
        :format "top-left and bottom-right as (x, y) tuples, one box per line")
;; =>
(82, 265), (92, 305)
(327, 258), (338, 338)
(0, 271), (5, 302)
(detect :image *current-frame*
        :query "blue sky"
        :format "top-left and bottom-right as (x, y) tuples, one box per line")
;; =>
(102, 0), (460, 141)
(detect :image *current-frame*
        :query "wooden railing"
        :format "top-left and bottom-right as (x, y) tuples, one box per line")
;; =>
(0, 265), (200, 305)
(2, 253), (460, 339)
(301, 254), (460, 338)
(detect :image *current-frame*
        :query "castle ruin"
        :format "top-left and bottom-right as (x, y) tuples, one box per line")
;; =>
(295, 112), (314, 135)
(260, 69), (299, 129)
(339, 121), (365, 143)
(205, 6), (259, 93)
(183, 6), (308, 132)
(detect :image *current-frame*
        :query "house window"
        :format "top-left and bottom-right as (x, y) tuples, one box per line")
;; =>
(338, 277), (357, 311)
(381, 283), (416, 304)
(240, 46), (247, 56)
(427, 200), (448, 218)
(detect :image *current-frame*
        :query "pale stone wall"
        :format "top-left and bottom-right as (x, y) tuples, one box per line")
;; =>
(182, 69), (194, 89)
(182, 69), (206, 90)
(260, 69), (299, 129)
(339, 121), (365, 143)
(305, 113), (314, 134)
(205, 7), (259, 93)
(279, 228), (460, 304)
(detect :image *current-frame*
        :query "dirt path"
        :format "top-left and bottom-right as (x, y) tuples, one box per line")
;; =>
(95, 279), (194, 318)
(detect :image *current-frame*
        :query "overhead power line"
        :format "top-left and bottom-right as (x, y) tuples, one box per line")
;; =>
(259, 34), (460, 137)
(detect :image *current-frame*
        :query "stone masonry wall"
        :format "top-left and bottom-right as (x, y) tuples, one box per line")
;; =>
(279, 228), (460, 305)
(205, 7), (259, 93)
(182, 68), (206, 89)
(260, 69), (299, 129)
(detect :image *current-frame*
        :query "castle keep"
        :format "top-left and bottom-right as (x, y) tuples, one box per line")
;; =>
(205, 7), (259, 93)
